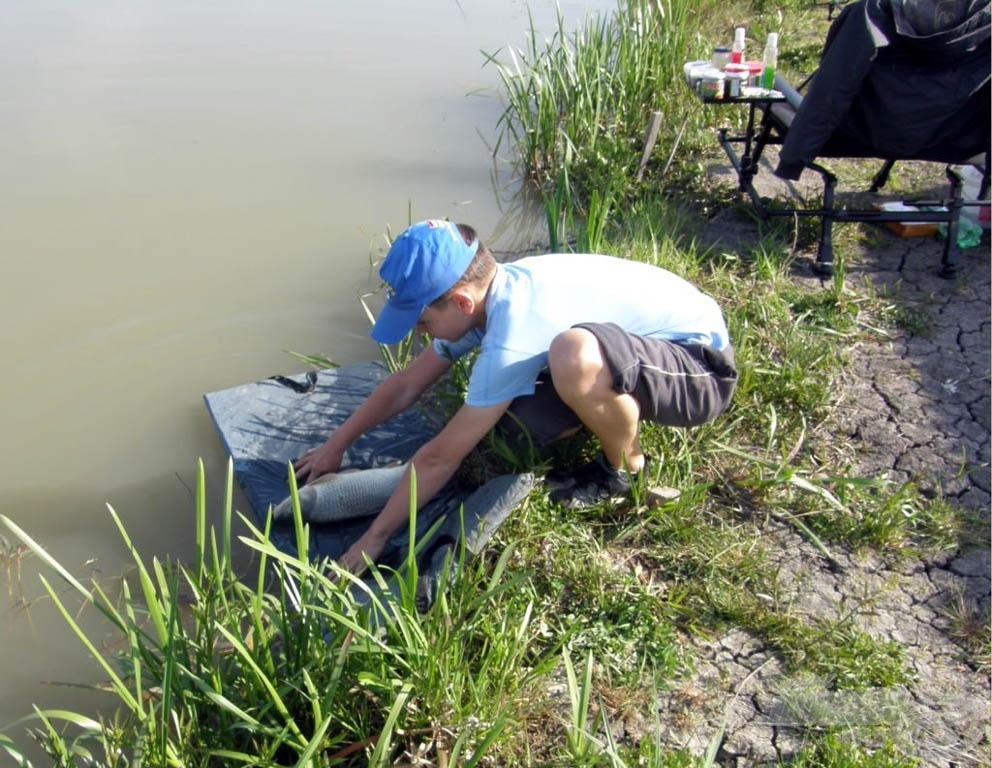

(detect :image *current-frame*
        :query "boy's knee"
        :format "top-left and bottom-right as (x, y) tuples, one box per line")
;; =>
(548, 328), (599, 377)
(548, 328), (611, 405)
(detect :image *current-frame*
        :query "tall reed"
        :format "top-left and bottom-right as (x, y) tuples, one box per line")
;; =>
(0, 462), (551, 766)
(487, 0), (709, 252)
(488, 0), (703, 202)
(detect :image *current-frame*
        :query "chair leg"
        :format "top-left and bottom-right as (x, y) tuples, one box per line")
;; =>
(940, 169), (965, 278)
(814, 172), (837, 277)
(869, 160), (896, 193)
(979, 151), (990, 199)
(815, 221), (835, 277)
(940, 238), (962, 279)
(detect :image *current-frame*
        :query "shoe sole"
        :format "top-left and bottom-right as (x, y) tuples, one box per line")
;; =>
(554, 490), (629, 509)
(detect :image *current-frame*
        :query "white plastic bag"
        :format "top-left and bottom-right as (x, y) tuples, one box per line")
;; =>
(953, 164), (990, 230)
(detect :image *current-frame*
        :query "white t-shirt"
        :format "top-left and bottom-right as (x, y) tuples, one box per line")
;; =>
(434, 253), (730, 407)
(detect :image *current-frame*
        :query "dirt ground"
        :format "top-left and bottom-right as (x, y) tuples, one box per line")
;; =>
(659, 157), (992, 767)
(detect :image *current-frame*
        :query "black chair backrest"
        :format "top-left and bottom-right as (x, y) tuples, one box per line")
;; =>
(774, 0), (990, 181)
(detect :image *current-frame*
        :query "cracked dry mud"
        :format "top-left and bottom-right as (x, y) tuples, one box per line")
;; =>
(650, 163), (991, 767)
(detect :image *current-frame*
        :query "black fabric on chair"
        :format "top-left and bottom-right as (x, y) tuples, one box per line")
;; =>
(774, 0), (990, 182)
(713, 0), (992, 277)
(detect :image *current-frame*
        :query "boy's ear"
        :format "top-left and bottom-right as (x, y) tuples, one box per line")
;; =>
(449, 290), (475, 315)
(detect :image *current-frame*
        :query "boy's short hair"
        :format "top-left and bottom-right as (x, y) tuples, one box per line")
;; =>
(433, 224), (495, 305)
(371, 219), (492, 344)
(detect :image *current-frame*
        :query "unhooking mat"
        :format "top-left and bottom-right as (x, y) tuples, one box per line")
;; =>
(203, 361), (535, 606)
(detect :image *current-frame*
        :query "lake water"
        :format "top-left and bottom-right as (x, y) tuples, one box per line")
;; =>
(0, 0), (611, 748)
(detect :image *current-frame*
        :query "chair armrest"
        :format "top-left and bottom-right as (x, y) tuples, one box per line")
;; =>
(769, 73), (809, 180)
(773, 73), (804, 111)
(764, 74), (803, 133)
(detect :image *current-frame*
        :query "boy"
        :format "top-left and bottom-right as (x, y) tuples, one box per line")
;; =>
(294, 219), (736, 573)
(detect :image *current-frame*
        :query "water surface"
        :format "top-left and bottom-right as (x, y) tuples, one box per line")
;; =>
(0, 0), (611, 742)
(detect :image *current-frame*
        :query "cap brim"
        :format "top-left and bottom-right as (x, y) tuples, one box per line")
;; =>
(370, 300), (423, 344)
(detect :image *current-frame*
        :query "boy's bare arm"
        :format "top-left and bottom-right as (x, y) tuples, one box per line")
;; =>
(294, 346), (452, 483)
(336, 398), (511, 574)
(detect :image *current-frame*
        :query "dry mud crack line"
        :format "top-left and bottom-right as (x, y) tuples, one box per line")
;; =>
(677, 195), (991, 766)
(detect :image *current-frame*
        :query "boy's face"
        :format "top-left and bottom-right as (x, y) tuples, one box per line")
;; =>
(414, 297), (474, 341)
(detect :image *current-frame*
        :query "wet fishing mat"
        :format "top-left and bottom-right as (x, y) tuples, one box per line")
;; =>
(203, 361), (534, 603)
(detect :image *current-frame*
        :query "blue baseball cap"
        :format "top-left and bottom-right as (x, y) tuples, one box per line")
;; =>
(370, 220), (479, 344)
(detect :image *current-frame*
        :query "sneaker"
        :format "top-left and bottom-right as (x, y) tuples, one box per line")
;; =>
(547, 452), (644, 508)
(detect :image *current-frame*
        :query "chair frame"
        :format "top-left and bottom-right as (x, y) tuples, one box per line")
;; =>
(716, 74), (989, 278)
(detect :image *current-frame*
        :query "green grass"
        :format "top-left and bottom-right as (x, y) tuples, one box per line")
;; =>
(1, 1), (984, 765)
(784, 732), (921, 768)
(0, 466), (563, 766)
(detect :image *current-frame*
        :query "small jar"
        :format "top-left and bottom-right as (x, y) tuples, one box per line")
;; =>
(711, 45), (731, 71)
(699, 70), (725, 99)
(683, 59), (712, 90)
(724, 63), (749, 97)
(743, 60), (764, 87)
(724, 72), (744, 98)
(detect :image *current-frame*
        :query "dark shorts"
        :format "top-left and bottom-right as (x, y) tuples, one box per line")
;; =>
(495, 322), (738, 448)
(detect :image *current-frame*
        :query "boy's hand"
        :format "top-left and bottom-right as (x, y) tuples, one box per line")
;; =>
(337, 532), (387, 576)
(293, 443), (342, 485)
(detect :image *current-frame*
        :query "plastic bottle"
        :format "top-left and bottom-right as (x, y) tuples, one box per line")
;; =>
(760, 32), (778, 89)
(731, 27), (746, 64)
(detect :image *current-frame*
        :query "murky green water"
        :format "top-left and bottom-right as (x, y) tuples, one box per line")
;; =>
(0, 0), (612, 747)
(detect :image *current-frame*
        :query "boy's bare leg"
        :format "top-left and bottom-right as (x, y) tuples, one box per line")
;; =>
(547, 328), (645, 473)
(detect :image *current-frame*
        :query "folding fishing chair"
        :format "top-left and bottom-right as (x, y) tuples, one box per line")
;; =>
(722, 0), (990, 277)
